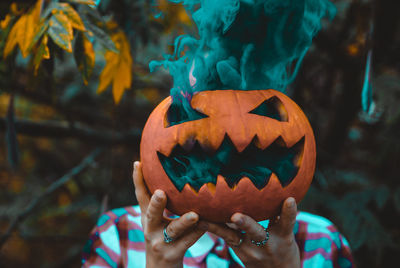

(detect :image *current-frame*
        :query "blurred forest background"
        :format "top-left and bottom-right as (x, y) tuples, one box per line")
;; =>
(0, 0), (399, 267)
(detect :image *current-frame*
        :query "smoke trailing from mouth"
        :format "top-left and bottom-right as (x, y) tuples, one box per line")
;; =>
(150, 0), (336, 124)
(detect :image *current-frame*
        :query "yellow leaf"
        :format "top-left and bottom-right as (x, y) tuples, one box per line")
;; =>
(18, 13), (37, 57)
(20, 0), (43, 57)
(3, 0), (42, 58)
(3, 16), (20, 58)
(28, 20), (49, 52)
(10, 3), (22, 16)
(68, 0), (96, 5)
(97, 54), (117, 93)
(97, 32), (133, 104)
(33, 34), (50, 74)
(83, 35), (94, 61)
(41, 35), (50, 59)
(31, 0), (44, 21)
(0, 14), (12, 29)
(113, 59), (131, 103)
(58, 3), (86, 31)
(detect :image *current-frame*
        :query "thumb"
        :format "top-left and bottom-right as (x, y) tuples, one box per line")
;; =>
(276, 197), (297, 237)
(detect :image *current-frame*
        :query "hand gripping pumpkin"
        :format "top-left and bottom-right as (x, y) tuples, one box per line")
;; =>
(140, 89), (316, 222)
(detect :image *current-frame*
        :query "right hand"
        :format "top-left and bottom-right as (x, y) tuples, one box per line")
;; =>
(133, 161), (206, 268)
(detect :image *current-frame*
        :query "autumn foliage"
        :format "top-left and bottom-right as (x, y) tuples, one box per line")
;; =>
(1, 0), (132, 103)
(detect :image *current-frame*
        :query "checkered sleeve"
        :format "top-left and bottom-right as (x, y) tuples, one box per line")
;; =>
(295, 212), (355, 268)
(81, 206), (146, 268)
(82, 207), (355, 268)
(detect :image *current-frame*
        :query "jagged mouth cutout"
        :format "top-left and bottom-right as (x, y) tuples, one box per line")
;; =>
(158, 95), (305, 193)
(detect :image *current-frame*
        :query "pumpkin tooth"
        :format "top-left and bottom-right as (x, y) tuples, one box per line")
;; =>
(216, 175), (230, 191)
(206, 182), (216, 195)
(228, 133), (253, 153)
(235, 177), (259, 192)
(159, 135), (305, 192)
(186, 183), (199, 195)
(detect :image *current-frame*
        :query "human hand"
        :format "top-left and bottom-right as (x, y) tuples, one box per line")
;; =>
(132, 161), (206, 268)
(203, 197), (300, 268)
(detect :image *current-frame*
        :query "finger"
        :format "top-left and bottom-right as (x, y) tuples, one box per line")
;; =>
(202, 222), (242, 246)
(165, 212), (199, 240)
(226, 222), (240, 230)
(267, 215), (280, 229)
(276, 197), (297, 236)
(133, 161), (150, 213)
(174, 225), (206, 252)
(231, 213), (266, 241)
(146, 190), (167, 228)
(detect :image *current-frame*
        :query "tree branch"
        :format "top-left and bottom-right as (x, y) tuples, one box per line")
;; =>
(0, 148), (103, 249)
(0, 117), (142, 145)
(0, 67), (170, 129)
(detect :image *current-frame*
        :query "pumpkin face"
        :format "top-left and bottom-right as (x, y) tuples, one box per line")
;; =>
(140, 89), (316, 222)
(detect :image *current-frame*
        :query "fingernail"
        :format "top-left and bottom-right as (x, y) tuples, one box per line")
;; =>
(233, 215), (243, 225)
(198, 222), (208, 230)
(133, 161), (139, 169)
(154, 190), (163, 202)
(287, 198), (295, 208)
(186, 212), (197, 221)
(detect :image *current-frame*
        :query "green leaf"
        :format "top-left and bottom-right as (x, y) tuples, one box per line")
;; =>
(82, 20), (116, 52)
(58, 3), (86, 31)
(73, 31), (95, 84)
(48, 10), (73, 52)
(78, 5), (117, 52)
(41, 2), (58, 19)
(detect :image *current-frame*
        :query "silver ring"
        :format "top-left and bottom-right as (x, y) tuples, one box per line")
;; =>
(163, 226), (174, 243)
(251, 227), (270, 246)
(232, 238), (243, 247)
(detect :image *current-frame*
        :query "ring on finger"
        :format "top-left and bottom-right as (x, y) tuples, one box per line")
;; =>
(163, 226), (174, 243)
(250, 227), (270, 247)
(234, 238), (243, 247)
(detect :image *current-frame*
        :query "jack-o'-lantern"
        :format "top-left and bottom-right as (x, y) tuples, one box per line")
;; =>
(140, 89), (316, 222)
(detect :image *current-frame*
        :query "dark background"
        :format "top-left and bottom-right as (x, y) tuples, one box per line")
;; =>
(0, 0), (399, 267)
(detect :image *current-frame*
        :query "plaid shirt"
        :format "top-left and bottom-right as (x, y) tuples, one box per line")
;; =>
(82, 205), (354, 267)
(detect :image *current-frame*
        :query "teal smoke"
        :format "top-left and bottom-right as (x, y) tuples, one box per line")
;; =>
(150, 0), (336, 124)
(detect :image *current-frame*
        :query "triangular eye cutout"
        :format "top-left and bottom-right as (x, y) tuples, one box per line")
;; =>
(249, 96), (289, 122)
(165, 102), (208, 127)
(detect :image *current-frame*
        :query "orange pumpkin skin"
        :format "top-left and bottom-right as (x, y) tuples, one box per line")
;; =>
(140, 89), (316, 223)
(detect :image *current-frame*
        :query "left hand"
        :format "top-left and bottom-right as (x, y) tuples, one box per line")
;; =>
(201, 197), (300, 268)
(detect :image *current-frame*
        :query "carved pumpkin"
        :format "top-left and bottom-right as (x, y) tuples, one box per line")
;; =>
(140, 89), (316, 222)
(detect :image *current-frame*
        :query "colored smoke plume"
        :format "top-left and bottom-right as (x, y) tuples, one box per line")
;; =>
(150, 0), (336, 124)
